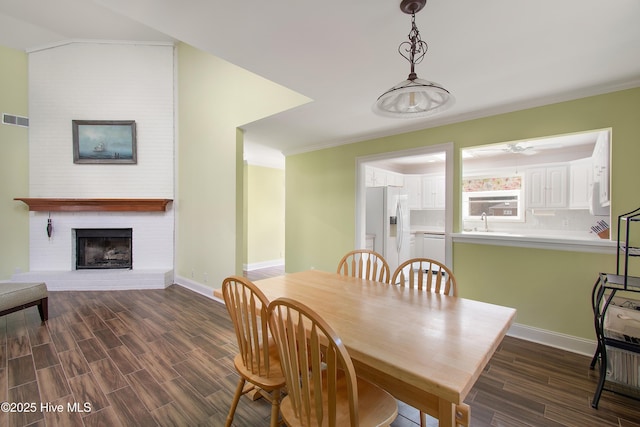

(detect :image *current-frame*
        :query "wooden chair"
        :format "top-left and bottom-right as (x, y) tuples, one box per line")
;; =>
(221, 276), (286, 427)
(391, 258), (458, 296)
(336, 249), (391, 283)
(267, 297), (398, 427)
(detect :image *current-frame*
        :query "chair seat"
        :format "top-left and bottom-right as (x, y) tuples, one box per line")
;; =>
(233, 342), (285, 390)
(280, 370), (397, 427)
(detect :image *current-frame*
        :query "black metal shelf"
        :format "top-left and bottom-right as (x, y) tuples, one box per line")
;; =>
(591, 207), (640, 408)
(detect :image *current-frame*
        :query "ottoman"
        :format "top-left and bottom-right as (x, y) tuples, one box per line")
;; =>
(0, 282), (48, 322)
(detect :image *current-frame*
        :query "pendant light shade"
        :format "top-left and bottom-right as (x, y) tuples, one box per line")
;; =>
(373, 0), (454, 118)
(373, 77), (453, 118)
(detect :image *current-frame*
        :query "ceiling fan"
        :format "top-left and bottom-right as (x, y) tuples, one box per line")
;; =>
(468, 142), (538, 157)
(503, 143), (537, 155)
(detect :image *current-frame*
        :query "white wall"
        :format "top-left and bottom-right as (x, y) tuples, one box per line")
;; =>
(24, 41), (175, 277)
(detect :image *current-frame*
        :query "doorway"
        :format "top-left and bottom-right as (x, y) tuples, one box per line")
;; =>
(355, 143), (454, 269)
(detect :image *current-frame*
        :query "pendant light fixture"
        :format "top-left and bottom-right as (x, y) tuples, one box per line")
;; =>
(373, 0), (454, 118)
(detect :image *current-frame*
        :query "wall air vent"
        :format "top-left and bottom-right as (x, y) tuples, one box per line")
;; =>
(2, 113), (29, 128)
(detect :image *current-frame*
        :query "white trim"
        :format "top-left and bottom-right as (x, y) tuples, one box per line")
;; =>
(244, 157), (285, 170)
(174, 275), (224, 304)
(243, 259), (284, 271)
(451, 232), (617, 254)
(27, 39), (175, 54)
(355, 143), (454, 268)
(507, 322), (597, 356)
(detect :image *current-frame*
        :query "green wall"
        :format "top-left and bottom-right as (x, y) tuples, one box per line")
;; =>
(0, 46), (29, 280)
(246, 164), (285, 266)
(176, 43), (308, 289)
(285, 88), (640, 340)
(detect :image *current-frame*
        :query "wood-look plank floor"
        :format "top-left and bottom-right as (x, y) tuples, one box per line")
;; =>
(0, 267), (637, 427)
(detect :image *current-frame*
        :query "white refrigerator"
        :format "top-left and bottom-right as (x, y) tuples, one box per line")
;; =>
(365, 187), (410, 273)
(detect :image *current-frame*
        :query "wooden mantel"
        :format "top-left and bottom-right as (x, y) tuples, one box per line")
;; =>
(14, 198), (172, 212)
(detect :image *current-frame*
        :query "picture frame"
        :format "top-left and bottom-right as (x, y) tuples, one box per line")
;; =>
(72, 120), (137, 164)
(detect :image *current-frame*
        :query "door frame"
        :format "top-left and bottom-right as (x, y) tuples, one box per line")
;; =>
(355, 142), (454, 267)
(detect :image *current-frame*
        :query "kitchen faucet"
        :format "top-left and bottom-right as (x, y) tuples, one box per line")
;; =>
(481, 212), (488, 232)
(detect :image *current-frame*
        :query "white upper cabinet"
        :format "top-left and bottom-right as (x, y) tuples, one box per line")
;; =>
(404, 175), (422, 209)
(388, 173), (445, 210)
(365, 166), (404, 187)
(569, 158), (593, 209)
(421, 175), (446, 209)
(592, 132), (610, 206)
(526, 166), (568, 208)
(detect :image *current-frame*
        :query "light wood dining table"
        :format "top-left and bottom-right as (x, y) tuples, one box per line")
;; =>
(216, 270), (516, 426)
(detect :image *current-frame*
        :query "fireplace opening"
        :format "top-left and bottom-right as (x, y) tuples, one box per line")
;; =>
(75, 228), (132, 270)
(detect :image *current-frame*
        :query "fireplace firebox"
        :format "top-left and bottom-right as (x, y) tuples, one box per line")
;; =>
(75, 228), (132, 270)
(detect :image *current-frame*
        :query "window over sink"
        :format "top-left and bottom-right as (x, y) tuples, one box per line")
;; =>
(463, 191), (522, 220)
(462, 176), (524, 222)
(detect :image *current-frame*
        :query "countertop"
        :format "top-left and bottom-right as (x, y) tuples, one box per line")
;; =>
(411, 227), (445, 235)
(451, 230), (616, 254)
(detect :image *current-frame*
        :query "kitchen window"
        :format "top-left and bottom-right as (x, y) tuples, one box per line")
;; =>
(462, 176), (523, 222)
(463, 190), (523, 222)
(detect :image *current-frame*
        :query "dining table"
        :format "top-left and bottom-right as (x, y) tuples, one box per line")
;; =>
(216, 269), (516, 426)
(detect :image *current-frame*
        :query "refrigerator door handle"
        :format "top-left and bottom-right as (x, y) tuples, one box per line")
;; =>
(396, 200), (403, 253)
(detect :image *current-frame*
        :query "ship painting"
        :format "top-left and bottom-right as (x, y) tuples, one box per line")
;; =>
(73, 120), (137, 164)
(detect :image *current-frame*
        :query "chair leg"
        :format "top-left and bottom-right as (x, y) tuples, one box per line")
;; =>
(269, 387), (281, 427)
(420, 410), (426, 427)
(225, 378), (246, 427)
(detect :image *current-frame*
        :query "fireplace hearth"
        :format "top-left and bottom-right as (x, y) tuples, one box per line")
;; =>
(75, 228), (132, 270)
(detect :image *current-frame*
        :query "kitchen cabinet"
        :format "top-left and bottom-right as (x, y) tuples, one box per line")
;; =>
(403, 174), (445, 210)
(404, 176), (422, 209)
(421, 175), (446, 209)
(526, 166), (568, 208)
(409, 233), (416, 258)
(365, 166), (404, 187)
(411, 232), (445, 262)
(365, 235), (375, 251)
(592, 132), (610, 206)
(422, 233), (445, 263)
(569, 158), (593, 209)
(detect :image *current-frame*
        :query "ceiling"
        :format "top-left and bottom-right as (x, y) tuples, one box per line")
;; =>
(2, 0), (640, 164)
(362, 129), (603, 174)
(461, 130), (604, 172)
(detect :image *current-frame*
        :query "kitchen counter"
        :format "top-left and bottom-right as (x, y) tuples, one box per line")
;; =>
(411, 227), (445, 235)
(452, 230), (616, 254)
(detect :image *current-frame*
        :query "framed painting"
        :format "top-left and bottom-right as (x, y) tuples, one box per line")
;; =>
(72, 120), (137, 164)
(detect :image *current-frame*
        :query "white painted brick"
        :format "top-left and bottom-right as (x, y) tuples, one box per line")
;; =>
(26, 42), (175, 276)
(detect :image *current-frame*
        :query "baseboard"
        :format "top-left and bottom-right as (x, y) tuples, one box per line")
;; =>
(174, 275), (224, 304)
(507, 323), (597, 356)
(243, 259), (284, 271)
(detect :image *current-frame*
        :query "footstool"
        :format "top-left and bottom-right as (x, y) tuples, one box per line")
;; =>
(0, 282), (48, 322)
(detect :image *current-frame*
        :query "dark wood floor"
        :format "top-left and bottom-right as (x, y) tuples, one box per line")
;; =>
(0, 267), (638, 427)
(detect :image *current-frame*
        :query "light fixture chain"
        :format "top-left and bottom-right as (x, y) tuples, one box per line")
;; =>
(398, 12), (429, 73)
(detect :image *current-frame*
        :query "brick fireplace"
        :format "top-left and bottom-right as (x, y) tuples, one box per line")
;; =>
(75, 228), (133, 270)
(11, 199), (173, 290)
(16, 41), (176, 291)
